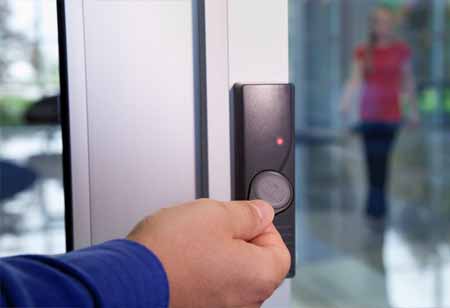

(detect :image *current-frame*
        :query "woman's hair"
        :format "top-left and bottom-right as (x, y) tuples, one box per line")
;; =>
(364, 6), (394, 74)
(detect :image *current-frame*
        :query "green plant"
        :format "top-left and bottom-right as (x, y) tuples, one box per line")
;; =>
(0, 96), (33, 125)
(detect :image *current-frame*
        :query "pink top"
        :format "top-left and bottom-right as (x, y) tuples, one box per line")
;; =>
(354, 41), (411, 123)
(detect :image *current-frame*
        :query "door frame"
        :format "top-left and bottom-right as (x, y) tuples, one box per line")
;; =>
(57, 0), (75, 251)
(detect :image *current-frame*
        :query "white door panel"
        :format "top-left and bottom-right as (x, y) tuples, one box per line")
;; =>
(228, 0), (289, 84)
(204, 0), (231, 200)
(83, 0), (197, 244)
(68, 0), (197, 245)
(64, 0), (91, 249)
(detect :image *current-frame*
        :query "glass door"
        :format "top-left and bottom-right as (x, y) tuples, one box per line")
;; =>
(204, 1), (450, 307)
(292, 1), (450, 307)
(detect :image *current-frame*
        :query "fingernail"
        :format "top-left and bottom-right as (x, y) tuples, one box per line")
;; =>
(251, 200), (274, 222)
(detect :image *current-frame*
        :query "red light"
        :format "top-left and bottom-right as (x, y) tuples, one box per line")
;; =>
(276, 137), (284, 145)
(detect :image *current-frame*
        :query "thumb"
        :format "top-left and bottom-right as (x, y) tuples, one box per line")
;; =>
(224, 200), (274, 241)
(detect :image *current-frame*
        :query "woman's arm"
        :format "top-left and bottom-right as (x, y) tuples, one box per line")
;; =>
(340, 59), (363, 115)
(403, 61), (420, 125)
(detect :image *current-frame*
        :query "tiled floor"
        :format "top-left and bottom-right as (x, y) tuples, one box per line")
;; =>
(292, 126), (450, 308)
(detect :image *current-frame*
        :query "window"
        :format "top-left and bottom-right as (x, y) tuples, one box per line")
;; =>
(0, 0), (67, 256)
(290, 1), (450, 307)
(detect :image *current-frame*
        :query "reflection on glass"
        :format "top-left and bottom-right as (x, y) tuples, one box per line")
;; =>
(0, 0), (65, 255)
(290, 1), (450, 307)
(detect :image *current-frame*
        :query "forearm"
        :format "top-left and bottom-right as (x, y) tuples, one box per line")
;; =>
(341, 61), (362, 111)
(0, 239), (169, 308)
(341, 80), (361, 110)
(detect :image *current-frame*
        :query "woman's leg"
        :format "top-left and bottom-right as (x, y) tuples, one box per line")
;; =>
(361, 124), (398, 218)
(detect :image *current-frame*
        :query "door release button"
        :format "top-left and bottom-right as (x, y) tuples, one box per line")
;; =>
(249, 171), (293, 213)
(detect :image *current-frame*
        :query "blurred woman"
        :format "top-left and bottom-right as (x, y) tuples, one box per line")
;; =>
(341, 6), (419, 219)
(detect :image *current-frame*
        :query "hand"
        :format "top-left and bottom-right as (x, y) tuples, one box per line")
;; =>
(127, 199), (291, 308)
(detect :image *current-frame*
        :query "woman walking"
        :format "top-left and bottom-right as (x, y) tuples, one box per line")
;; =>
(341, 6), (419, 219)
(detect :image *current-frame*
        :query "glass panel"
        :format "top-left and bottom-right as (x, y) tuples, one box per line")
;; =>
(0, 0), (65, 255)
(290, 0), (450, 307)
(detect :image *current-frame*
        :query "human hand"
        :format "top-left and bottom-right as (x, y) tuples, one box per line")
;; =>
(340, 100), (354, 123)
(127, 199), (291, 308)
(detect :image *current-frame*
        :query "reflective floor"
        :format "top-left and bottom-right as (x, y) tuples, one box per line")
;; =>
(293, 126), (450, 308)
(0, 126), (65, 256)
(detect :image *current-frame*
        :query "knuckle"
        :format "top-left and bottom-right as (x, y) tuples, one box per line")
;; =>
(214, 200), (229, 217)
(253, 273), (278, 302)
(215, 200), (228, 209)
(152, 207), (169, 220)
(198, 198), (226, 212)
(206, 200), (233, 230)
(196, 198), (212, 205)
(246, 201), (261, 223)
(142, 214), (156, 225)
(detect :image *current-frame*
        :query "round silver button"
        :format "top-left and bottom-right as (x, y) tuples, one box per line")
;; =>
(249, 171), (293, 213)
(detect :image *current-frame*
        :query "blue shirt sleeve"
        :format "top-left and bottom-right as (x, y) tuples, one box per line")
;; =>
(0, 239), (169, 308)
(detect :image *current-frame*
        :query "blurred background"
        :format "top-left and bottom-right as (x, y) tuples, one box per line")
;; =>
(291, 0), (450, 307)
(0, 0), (65, 256)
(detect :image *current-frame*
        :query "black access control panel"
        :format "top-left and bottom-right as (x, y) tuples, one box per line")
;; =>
(231, 83), (295, 278)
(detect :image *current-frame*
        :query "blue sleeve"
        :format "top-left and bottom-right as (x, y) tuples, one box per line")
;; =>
(0, 239), (169, 308)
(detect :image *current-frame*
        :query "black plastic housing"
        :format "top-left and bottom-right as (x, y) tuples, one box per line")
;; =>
(231, 83), (295, 278)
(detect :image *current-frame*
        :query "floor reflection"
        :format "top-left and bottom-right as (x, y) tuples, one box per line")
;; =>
(0, 126), (65, 256)
(293, 126), (450, 308)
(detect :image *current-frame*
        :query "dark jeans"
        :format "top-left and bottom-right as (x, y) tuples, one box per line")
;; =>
(357, 122), (400, 218)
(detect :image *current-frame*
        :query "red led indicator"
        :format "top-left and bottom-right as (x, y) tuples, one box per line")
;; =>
(276, 137), (284, 146)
